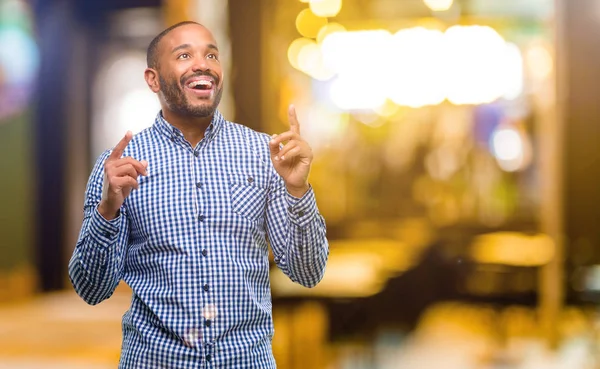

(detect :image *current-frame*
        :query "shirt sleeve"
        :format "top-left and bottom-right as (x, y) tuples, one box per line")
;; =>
(68, 150), (130, 305)
(265, 172), (329, 288)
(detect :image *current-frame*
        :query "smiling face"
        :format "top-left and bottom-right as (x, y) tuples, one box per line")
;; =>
(146, 23), (224, 118)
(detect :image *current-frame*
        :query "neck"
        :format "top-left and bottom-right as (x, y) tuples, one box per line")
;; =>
(162, 109), (214, 147)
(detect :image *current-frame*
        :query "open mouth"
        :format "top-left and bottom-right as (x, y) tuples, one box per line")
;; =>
(187, 80), (214, 91)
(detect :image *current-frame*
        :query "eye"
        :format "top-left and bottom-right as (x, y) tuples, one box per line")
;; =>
(207, 53), (219, 60)
(177, 53), (191, 60)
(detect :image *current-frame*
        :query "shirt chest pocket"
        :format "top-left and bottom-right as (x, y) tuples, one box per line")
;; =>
(228, 173), (269, 222)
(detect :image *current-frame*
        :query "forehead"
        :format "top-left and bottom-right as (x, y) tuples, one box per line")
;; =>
(159, 24), (218, 53)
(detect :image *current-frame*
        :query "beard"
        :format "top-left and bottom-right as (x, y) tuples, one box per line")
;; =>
(159, 72), (223, 118)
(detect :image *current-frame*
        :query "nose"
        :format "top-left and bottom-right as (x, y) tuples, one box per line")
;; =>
(192, 57), (210, 72)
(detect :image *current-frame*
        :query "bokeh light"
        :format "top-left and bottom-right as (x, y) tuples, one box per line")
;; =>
(423, 0), (454, 12)
(309, 0), (343, 18)
(0, 0), (39, 120)
(295, 8), (327, 39)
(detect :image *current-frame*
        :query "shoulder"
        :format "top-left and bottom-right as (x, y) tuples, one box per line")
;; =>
(221, 120), (274, 167)
(223, 120), (271, 144)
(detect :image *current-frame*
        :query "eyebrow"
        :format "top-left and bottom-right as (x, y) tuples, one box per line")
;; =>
(171, 43), (219, 54)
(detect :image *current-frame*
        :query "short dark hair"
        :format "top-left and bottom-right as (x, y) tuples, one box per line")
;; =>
(146, 21), (201, 69)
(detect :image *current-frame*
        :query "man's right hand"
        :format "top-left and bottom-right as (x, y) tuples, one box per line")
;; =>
(98, 131), (148, 220)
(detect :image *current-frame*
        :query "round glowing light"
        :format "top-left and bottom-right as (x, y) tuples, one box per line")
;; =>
(288, 37), (315, 71)
(316, 22), (346, 44)
(295, 8), (327, 39)
(490, 126), (531, 172)
(526, 43), (553, 81)
(309, 0), (343, 18)
(492, 127), (522, 161)
(387, 27), (446, 107)
(0, 27), (39, 85)
(295, 42), (335, 81)
(297, 41), (319, 72)
(443, 25), (511, 105)
(423, 0), (453, 11)
(321, 29), (392, 74)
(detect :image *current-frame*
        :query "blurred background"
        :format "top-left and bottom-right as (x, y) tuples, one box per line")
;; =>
(1, 0), (600, 367)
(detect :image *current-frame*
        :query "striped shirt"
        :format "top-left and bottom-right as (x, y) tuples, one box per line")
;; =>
(68, 110), (329, 368)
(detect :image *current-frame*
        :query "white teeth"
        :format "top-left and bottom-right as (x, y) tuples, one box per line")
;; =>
(188, 80), (213, 88)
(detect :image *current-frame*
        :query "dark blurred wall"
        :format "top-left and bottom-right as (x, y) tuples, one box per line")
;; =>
(560, 0), (600, 290)
(31, 0), (160, 292)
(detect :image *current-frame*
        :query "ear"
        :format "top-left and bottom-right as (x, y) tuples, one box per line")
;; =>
(144, 68), (160, 93)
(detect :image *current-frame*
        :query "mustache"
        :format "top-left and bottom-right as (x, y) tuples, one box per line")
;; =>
(181, 71), (219, 87)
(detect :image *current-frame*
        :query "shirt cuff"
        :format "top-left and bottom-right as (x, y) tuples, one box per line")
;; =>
(88, 207), (122, 247)
(285, 185), (317, 228)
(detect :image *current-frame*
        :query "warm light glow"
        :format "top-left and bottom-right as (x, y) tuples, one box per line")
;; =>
(329, 76), (387, 110)
(297, 41), (335, 81)
(321, 30), (391, 110)
(297, 41), (320, 73)
(423, 0), (453, 11)
(443, 25), (513, 105)
(296, 25), (524, 109)
(302, 103), (349, 150)
(309, 0), (342, 17)
(374, 99), (400, 117)
(316, 22), (346, 44)
(295, 8), (327, 39)
(288, 37), (314, 71)
(526, 42), (553, 81)
(321, 29), (392, 74)
(490, 125), (531, 172)
(270, 238), (417, 298)
(471, 232), (555, 266)
(492, 128), (522, 161)
(502, 43), (524, 100)
(387, 27), (446, 107)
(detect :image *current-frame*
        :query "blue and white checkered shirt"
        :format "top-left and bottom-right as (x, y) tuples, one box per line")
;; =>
(68, 110), (329, 368)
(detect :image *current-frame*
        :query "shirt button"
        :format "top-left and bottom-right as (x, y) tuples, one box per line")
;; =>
(247, 176), (254, 183)
(202, 249), (208, 257)
(203, 284), (209, 292)
(298, 210), (305, 217)
(194, 151), (200, 157)
(104, 232), (112, 238)
(198, 215), (206, 222)
(205, 320), (212, 327)
(206, 354), (212, 362)
(196, 182), (202, 189)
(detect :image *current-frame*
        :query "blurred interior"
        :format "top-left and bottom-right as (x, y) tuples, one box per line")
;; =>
(2, 0), (600, 367)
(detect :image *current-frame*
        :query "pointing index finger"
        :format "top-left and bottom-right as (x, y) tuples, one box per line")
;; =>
(288, 104), (300, 135)
(110, 131), (133, 160)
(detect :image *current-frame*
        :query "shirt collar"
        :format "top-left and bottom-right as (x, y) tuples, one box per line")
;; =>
(153, 110), (224, 143)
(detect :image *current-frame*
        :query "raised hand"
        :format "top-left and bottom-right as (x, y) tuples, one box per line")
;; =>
(98, 131), (148, 220)
(269, 105), (313, 198)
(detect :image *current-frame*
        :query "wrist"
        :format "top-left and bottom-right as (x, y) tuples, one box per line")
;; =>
(286, 183), (310, 198)
(98, 200), (120, 221)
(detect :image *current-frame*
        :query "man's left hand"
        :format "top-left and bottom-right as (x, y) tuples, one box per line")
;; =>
(269, 104), (313, 198)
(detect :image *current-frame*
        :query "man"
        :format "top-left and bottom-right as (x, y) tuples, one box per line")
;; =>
(68, 21), (329, 368)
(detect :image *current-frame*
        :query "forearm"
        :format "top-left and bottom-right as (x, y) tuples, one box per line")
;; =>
(68, 207), (127, 305)
(268, 187), (329, 288)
